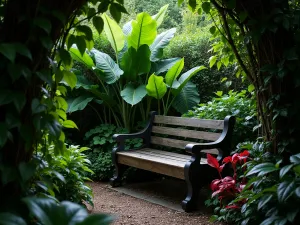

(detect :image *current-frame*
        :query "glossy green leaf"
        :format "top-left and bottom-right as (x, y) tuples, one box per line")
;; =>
(146, 74), (167, 99)
(67, 96), (94, 113)
(69, 47), (94, 69)
(128, 12), (157, 49)
(121, 84), (147, 106)
(209, 55), (217, 68)
(248, 84), (255, 92)
(0, 43), (16, 62)
(58, 48), (72, 68)
(120, 45), (151, 81)
(91, 49), (123, 84)
(62, 120), (78, 129)
(290, 153), (300, 164)
(277, 181), (296, 202)
(93, 16), (104, 34)
(150, 28), (176, 62)
(151, 58), (181, 74)
(0, 213), (27, 225)
(172, 81), (200, 114)
(76, 25), (93, 41)
(109, 3), (122, 23)
(102, 13), (125, 53)
(279, 164), (294, 178)
(62, 70), (77, 89)
(165, 58), (184, 88)
(76, 36), (87, 56)
(247, 163), (278, 177)
(152, 4), (169, 28)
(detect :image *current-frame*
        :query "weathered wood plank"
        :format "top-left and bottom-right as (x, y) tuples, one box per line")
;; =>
(154, 115), (224, 130)
(150, 136), (195, 149)
(152, 126), (221, 141)
(136, 149), (190, 162)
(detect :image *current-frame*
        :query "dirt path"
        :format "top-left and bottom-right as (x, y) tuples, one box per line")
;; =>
(90, 182), (221, 225)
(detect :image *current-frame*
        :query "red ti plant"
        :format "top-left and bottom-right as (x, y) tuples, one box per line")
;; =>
(207, 150), (250, 209)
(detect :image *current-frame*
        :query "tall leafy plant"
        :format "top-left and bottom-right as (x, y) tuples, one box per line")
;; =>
(69, 5), (205, 130)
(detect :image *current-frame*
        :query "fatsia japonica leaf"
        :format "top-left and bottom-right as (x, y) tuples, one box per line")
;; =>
(150, 58), (181, 74)
(69, 47), (94, 69)
(120, 45), (151, 81)
(152, 4), (169, 28)
(165, 58), (184, 88)
(146, 74), (167, 99)
(121, 84), (147, 106)
(91, 49), (123, 84)
(102, 13), (125, 53)
(171, 82), (200, 114)
(127, 12), (157, 49)
(150, 28), (176, 62)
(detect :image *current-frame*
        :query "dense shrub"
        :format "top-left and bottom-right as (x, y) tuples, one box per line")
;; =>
(34, 144), (94, 206)
(184, 90), (257, 147)
(164, 28), (242, 102)
(84, 124), (142, 181)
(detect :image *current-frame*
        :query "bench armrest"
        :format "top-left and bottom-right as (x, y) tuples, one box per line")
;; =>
(113, 131), (145, 142)
(185, 142), (222, 154)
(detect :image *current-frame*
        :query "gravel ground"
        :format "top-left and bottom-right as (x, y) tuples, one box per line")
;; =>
(90, 182), (222, 225)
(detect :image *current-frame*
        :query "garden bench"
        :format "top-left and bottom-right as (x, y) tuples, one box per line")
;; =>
(110, 112), (235, 212)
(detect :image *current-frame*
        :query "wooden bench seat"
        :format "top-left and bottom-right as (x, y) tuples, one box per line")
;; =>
(110, 112), (235, 212)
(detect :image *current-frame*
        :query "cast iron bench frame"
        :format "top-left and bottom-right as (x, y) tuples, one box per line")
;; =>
(110, 111), (235, 212)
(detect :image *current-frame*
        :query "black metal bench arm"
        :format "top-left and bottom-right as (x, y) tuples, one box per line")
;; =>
(112, 111), (157, 151)
(185, 115), (235, 159)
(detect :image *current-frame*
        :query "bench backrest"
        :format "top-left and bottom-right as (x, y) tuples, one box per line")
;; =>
(149, 115), (224, 154)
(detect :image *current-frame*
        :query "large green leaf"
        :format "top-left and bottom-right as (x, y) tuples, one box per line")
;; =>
(171, 82), (200, 114)
(152, 4), (169, 28)
(121, 84), (147, 106)
(122, 21), (132, 36)
(102, 13), (125, 53)
(127, 12), (157, 49)
(146, 74), (167, 99)
(151, 58), (181, 74)
(165, 58), (184, 88)
(67, 96), (95, 113)
(91, 49), (123, 84)
(120, 45), (151, 81)
(173, 66), (206, 94)
(62, 70), (77, 89)
(0, 213), (27, 225)
(150, 28), (176, 62)
(69, 47), (94, 69)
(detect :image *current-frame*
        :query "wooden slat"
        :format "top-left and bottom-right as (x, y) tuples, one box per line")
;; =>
(152, 126), (221, 141)
(117, 149), (209, 179)
(151, 136), (195, 149)
(117, 151), (186, 179)
(154, 115), (224, 130)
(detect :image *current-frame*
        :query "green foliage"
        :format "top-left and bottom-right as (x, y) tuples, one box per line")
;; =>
(83, 124), (142, 181)
(34, 144), (94, 206)
(184, 90), (257, 146)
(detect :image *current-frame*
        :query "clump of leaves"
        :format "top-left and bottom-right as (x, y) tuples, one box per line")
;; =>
(34, 144), (94, 207)
(84, 124), (142, 181)
(184, 90), (257, 146)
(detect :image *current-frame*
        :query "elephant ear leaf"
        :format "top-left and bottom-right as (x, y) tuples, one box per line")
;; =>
(69, 47), (94, 69)
(152, 4), (169, 28)
(127, 12), (157, 49)
(172, 81), (200, 114)
(121, 84), (147, 106)
(146, 74), (167, 99)
(102, 13), (125, 53)
(91, 49), (123, 84)
(165, 58), (184, 88)
(150, 28), (176, 62)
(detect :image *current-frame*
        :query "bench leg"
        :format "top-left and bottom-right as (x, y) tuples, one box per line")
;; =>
(182, 158), (201, 212)
(110, 163), (127, 187)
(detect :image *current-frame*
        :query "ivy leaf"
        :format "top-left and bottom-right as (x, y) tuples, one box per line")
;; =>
(62, 70), (77, 89)
(93, 16), (104, 34)
(76, 36), (87, 56)
(62, 120), (78, 129)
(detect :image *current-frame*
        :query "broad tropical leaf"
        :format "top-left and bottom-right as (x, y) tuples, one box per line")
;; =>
(173, 66), (206, 94)
(165, 58), (184, 88)
(152, 4), (169, 27)
(171, 81), (200, 114)
(67, 96), (95, 113)
(69, 47), (94, 69)
(151, 58), (181, 74)
(127, 12), (157, 49)
(102, 13), (125, 53)
(91, 49), (123, 84)
(146, 74), (167, 99)
(120, 45), (151, 81)
(123, 21), (132, 36)
(121, 84), (147, 106)
(150, 28), (176, 61)
(62, 70), (77, 89)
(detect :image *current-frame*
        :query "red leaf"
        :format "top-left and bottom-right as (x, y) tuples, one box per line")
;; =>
(207, 153), (220, 169)
(225, 204), (240, 209)
(239, 150), (250, 157)
(222, 156), (232, 164)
